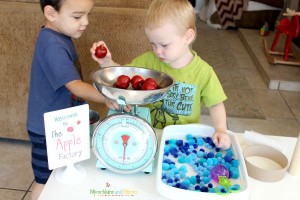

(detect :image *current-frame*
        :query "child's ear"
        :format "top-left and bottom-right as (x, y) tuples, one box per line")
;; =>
(44, 5), (58, 22)
(185, 28), (196, 45)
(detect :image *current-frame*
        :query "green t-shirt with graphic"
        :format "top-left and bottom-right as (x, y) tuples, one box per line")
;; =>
(127, 51), (227, 129)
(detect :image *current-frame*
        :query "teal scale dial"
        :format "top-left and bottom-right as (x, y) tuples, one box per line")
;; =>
(92, 107), (157, 174)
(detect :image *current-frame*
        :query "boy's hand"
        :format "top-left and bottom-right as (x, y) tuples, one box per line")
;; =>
(90, 41), (113, 68)
(212, 130), (231, 150)
(104, 98), (132, 112)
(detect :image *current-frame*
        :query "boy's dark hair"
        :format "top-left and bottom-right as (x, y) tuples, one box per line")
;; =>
(40, 0), (63, 12)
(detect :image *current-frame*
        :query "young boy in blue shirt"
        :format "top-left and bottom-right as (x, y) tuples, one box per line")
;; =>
(27, 0), (129, 199)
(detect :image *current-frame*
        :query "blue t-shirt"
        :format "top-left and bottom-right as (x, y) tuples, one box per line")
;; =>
(27, 28), (81, 135)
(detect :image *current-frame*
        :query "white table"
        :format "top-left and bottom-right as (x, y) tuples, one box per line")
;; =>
(39, 131), (300, 200)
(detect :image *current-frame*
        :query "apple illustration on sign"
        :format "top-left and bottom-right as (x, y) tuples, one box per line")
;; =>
(67, 126), (74, 132)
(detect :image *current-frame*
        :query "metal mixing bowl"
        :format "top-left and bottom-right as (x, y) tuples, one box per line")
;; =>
(91, 66), (175, 105)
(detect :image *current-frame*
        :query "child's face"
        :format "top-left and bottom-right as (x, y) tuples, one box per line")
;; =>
(49, 0), (94, 38)
(145, 22), (193, 68)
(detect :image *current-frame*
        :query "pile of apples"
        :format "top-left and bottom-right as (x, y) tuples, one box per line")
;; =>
(115, 75), (158, 90)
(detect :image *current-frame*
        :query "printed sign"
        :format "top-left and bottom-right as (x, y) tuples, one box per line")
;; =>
(44, 104), (90, 170)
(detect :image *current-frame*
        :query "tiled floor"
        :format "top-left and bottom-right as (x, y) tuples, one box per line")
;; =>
(0, 21), (300, 200)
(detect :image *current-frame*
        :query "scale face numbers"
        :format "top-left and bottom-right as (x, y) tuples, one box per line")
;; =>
(92, 114), (157, 174)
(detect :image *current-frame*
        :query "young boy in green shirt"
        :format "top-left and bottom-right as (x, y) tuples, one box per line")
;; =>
(90, 0), (231, 150)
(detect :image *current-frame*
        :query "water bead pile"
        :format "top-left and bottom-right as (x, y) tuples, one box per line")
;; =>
(161, 133), (240, 193)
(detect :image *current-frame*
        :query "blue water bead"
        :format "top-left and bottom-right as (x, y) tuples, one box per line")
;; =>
(169, 143), (178, 149)
(197, 171), (203, 176)
(197, 151), (204, 158)
(169, 164), (176, 169)
(162, 179), (167, 184)
(169, 139), (177, 145)
(195, 185), (201, 191)
(198, 165), (204, 171)
(208, 188), (216, 193)
(193, 143), (198, 149)
(171, 167), (179, 174)
(165, 171), (174, 178)
(200, 186), (209, 192)
(225, 162), (232, 169)
(179, 171), (186, 179)
(175, 173), (181, 179)
(212, 158), (218, 165)
(187, 138), (195, 145)
(176, 139), (183, 146)
(215, 147), (221, 152)
(190, 176), (197, 185)
(186, 134), (193, 140)
(197, 138), (205, 146)
(182, 178), (191, 186)
(231, 159), (240, 167)
(202, 177), (211, 184)
(179, 165), (188, 173)
(179, 146), (189, 154)
(229, 167), (240, 179)
(208, 183), (213, 188)
(162, 163), (170, 171)
(189, 185), (195, 191)
(215, 152), (223, 158)
(203, 169), (210, 177)
(163, 152), (169, 156)
(206, 158), (213, 166)
(180, 183), (189, 190)
(162, 175), (167, 180)
(169, 147), (178, 154)
(186, 155), (194, 163)
(199, 157), (207, 164)
(165, 140), (170, 145)
(163, 159), (175, 165)
(224, 155), (233, 163)
(175, 183), (181, 188)
(167, 179), (174, 184)
(207, 152), (214, 158)
(226, 148), (234, 157)
(178, 156), (187, 163)
(164, 146), (170, 153)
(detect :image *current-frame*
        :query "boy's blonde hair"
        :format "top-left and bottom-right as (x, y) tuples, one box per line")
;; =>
(145, 0), (196, 36)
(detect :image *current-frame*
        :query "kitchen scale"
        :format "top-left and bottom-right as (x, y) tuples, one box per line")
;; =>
(91, 66), (174, 174)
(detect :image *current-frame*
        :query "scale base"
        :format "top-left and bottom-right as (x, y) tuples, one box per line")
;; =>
(96, 160), (154, 174)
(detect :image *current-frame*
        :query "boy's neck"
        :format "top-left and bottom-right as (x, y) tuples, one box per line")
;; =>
(171, 50), (194, 69)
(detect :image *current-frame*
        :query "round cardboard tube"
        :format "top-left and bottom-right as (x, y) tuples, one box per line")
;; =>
(243, 145), (288, 182)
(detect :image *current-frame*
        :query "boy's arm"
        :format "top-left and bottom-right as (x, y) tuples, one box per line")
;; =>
(90, 41), (121, 68)
(65, 80), (131, 112)
(209, 102), (231, 149)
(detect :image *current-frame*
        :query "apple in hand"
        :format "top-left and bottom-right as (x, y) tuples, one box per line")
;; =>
(131, 75), (144, 90)
(141, 78), (157, 90)
(95, 45), (107, 58)
(116, 75), (131, 89)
